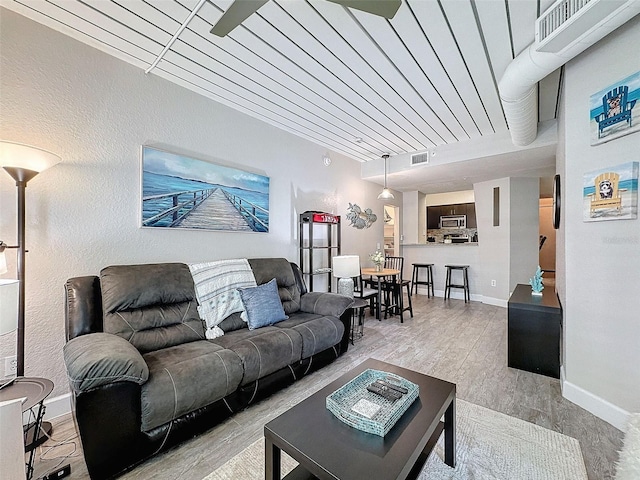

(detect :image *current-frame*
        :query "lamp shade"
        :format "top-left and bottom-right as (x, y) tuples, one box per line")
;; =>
(0, 280), (19, 336)
(332, 255), (360, 278)
(377, 188), (395, 199)
(0, 141), (61, 173)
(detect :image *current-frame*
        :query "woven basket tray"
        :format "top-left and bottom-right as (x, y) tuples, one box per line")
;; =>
(326, 369), (419, 437)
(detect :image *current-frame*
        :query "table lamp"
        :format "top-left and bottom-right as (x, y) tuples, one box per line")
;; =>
(332, 255), (360, 298)
(0, 141), (61, 378)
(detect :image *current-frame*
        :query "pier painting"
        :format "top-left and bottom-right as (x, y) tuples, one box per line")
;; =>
(141, 147), (269, 232)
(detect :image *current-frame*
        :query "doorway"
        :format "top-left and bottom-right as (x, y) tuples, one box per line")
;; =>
(539, 198), (556, 285)
(383, 205), (400, 257)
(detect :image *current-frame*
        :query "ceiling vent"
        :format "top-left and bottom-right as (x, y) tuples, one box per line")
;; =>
(410, 152), (429, 167)
(535, 0), (627, 53)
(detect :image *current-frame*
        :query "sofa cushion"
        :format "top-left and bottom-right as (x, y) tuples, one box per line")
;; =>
(218, 312), (247, 333)
(248, 258), (301, 314)
(211, 326), (303, 385)
(299, 292), (353, 317)
(140, 341), (243, 432)
(209, 326), (281, 348)
(100, 264), (204, 353)
(274, 312), (344, 359)
(238, 278), (288, 330)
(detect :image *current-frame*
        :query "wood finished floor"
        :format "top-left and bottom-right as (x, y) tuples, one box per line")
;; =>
(33, 295), (623, 480)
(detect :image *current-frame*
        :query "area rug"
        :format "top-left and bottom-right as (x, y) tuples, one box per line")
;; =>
(615, 413), (640, 480)
(205, 400), (587, 480)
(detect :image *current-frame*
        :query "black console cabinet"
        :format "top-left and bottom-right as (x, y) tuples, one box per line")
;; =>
(508, 284), (562, 378)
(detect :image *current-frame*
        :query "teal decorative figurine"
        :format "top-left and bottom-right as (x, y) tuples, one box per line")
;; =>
(529, 266), (544, 295)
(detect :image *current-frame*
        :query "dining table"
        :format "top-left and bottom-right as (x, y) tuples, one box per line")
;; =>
(361, 267), (401, 320)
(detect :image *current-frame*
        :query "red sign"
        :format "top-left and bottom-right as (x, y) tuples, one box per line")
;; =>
(312, 212), (340, 224)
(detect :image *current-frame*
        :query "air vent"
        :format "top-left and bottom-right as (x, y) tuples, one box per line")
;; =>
(410, 152), (429, 167)
(535, 0), (628, 53)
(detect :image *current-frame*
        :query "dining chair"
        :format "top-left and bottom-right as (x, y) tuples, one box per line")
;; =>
(381, 256), (413, 322)
(354, 274), (378, 315)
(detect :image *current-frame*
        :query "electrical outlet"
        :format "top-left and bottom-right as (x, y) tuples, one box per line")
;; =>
(491, 280), (496, 287)
(4, 355), (17, 376)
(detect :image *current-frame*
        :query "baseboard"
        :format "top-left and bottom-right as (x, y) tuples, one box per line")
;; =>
(480, 296), (508, 308)
(43, 392), (73, 420)
(562, 378), (630, 432)
(415, 287), (482, 303)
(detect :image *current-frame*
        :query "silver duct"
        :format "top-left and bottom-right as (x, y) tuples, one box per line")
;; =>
(499, 0), (640, 146)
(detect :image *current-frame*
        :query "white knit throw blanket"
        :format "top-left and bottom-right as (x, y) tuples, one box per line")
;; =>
(189, 259), (256, 339)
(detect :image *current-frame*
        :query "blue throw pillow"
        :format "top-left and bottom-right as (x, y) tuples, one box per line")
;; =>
(238, 278), (288, 330)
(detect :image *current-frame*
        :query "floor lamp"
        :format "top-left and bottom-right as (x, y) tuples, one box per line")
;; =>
(0, 279), (19, 388)
(0, 141), (61, 378)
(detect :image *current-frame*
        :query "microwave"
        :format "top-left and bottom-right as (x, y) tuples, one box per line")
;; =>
(440, 215), (466, 229)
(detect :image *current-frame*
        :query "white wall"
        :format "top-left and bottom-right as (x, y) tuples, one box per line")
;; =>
(559, 16), (640, 429)
(402, 191), (424, 244)
(0, 9), (400, 398)
(508, 177), (539, 292)
(474, 178), (511, 303)
(425, 190), (475, 206)
(474, 177), (539, 305)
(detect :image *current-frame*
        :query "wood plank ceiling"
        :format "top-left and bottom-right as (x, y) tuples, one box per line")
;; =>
(2, 0), (560, 163)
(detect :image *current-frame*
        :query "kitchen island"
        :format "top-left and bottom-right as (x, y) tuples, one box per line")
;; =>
(401, 243), (480, 301)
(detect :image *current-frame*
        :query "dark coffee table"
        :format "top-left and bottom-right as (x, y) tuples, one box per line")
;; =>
(264, 358), (456, 480)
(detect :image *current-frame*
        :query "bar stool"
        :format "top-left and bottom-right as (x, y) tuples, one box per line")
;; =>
(444, 265), (470, 302)
(411, 263), (434, 297)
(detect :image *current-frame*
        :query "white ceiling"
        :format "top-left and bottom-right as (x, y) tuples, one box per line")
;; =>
(2, 0), (562, 192)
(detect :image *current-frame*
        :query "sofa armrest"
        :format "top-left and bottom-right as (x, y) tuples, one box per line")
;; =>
(65, 275), (103, 341)
(64, 332), (149, 394)
(299, 292), (353, 317)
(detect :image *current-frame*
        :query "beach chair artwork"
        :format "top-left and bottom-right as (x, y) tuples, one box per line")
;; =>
(594, 86), (637, 139)
(583, 162), (639, 222)
(588, 172), (623, 215)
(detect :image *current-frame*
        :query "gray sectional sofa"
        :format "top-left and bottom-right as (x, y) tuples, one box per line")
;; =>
(63, 258), (353, 479)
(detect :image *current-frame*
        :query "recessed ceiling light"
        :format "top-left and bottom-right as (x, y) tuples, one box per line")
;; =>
(323, 155), (331, 166)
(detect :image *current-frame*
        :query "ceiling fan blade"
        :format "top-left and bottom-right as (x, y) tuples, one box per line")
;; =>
(326, 0), (402, 19)
(210, 0), (269, 37)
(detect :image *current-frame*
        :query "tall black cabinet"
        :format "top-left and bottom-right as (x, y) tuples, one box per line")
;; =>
(299, 212), (341, 292)
(508, 284), (562, 378)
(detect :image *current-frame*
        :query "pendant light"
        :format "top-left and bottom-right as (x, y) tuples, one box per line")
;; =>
(377, 154), (394, 199)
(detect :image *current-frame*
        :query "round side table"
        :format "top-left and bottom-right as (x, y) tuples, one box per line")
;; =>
(350, 298), (369, 344)
(0, 377), (54, 480)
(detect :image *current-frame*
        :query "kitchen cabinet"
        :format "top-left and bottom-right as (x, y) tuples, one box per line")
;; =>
(426, 206), (441, 229)
(427, 203), (477, 229)
(466, 203), (477, 228)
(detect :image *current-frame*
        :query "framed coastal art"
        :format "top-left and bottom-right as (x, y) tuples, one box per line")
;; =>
(583, 162), (638, 222)
(140, 146), (269, 232)
(590, 71), (640, 145)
